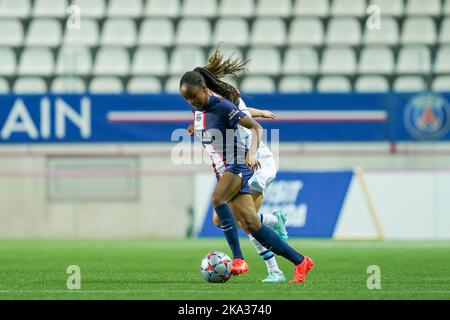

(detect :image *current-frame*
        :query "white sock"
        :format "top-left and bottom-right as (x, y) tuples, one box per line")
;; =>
(258, 213), (278, 227)
(248, 234), (281, 274)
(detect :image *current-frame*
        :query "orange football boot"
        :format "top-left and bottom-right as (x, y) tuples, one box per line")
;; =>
(290, 256), (315, 283)
(231, 258), (249, 276)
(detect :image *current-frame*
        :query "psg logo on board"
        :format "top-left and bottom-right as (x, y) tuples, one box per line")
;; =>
(404, 93), (450, 140)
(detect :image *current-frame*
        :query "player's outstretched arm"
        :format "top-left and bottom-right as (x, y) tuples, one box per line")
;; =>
(247, 107), (276, 119)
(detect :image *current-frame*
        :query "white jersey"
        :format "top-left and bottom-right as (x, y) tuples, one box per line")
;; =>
(237, 98), (274, 160)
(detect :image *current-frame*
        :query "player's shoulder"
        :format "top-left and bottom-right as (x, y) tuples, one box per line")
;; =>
(211, 97), (239, 113)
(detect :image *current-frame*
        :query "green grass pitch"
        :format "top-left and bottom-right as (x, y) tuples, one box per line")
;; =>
(0, 239), (449, 300)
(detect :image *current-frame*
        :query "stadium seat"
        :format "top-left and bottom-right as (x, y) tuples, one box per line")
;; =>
(0, 0), (30, 18)
(282, 47), (319, 75)
(358, 46), (394, 74)
(393, 76), (426, 92)
(213, 18), (249, 47)
(51, 76), (86, 93)
(256, 0), (291, 17)
(396, 46), (431, 74)
(367, 0), (403, 16)
(64, 19), (99, 46)
(331, 0), (366, 17)
(56, 46), (92, 75)
(169, 47), (205, 75)
(219, 0), (254, 17)
(89, 77), (124, 93)
(278, 76), (313, 93)
(25, 19), (61, 47)
(439, 18), (450, 44)
(107, 0), (142, 17)
(176, 18), (211, 46)
(0, 78), (9, 93)
(127, 76), (162, 93)
(445, 0), (450, 15)
(0, 19), (24, 46)
(363, 17), (399, 45)
(288, 18), (324, 46)
(433, 46), (450, 74)
(182, 0), (217, 17)
(0, 48), (16, 76)
(406, 0), (441, 16)
(326, 18), (361, 45)
(251, 18), (286, 46)
(294, 0), (329, 17)
(401, 18), (436, 45)
(317, 76), (352, 92)
(241, 76), (276, 93)
(320, 47), (356, 75)
(432, 76), (450, 92)
(138, 19), (174, 46)
(18, 47), (54, 76)
(101, 19), (137, 47)
(32, 0), (67, 17)
(165, 75), (183, 93)
(94, 47), (130, 76)
(13, 77), (47, 93)
(355, 76), (389, 92)
(145, 0), (179, 17)
(246, 47), (281, 75)
(70, 0), (105, 18)
(131, 47), (168, 76)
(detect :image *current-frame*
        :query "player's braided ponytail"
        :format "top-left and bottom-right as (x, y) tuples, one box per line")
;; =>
(205, 44), (250, 78)
(192, 67), (240, 107)
(193, 45), (250, 107)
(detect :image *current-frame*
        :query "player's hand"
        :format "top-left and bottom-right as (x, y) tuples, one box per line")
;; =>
(187, 123), (194, 136)
(260, 110), (276, 119)
(246, 152), (261, 171)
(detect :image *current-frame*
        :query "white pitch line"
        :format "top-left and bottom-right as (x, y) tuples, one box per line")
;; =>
(0, 290), (449, 295)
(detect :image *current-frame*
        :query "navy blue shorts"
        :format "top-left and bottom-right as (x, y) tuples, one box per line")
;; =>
(217, 164), (254, 195)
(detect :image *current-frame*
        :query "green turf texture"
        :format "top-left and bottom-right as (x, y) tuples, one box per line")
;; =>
(0, 239), (449, 300)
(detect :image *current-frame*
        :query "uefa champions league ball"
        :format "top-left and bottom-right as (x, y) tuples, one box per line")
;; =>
(200, 251), (232, 283)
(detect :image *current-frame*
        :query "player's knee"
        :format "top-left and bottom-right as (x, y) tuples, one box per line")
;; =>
(238, 216), (261, 234)
(212, 192), (227, 208)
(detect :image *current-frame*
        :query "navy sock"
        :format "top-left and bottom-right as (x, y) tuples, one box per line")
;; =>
(251, 225), (304, 265)
(215, 204), (244, 260)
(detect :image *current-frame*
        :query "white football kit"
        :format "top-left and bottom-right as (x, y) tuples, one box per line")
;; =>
(237, 98), (278, 195)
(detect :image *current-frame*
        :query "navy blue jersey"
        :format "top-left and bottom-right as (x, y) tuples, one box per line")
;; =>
(193, 96), (248, 176)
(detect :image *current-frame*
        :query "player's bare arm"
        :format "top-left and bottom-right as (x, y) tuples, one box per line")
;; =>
(239, 116), (263, 170)
(247, 107), (276, 119)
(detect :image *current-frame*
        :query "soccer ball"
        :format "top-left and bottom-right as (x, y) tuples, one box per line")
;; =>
(200, 251), (232, 283)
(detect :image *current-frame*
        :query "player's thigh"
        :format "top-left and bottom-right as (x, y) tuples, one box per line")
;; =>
(251, 191), (264, 213)
(229, 193), (261, 234)
(212, 172), (242, 207)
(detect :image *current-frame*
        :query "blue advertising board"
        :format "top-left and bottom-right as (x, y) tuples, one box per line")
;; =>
(0, 92), (449, 143)
(198, 171), (353, 238)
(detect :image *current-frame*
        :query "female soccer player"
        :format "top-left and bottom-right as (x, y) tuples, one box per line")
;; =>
(187, 48), (291, 283)
(179, 70), (314, 283)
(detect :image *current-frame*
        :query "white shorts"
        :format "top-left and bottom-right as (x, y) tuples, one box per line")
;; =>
(248, 155), (277, 196)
